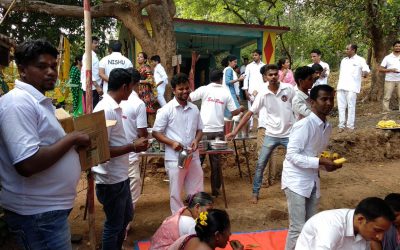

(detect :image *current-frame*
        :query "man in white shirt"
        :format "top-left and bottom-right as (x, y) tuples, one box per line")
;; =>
(226, 64), (296, 204)
(308, 49), (330, 85)
(243, 49), (265, 129)
(379, 40), (400, 112)
(81, 36), (103, 108)
(150, 55), (169, 107)
(92, 68), (148, 250)
(189, 69), (244, 197)
(240, 57), (249, 75)
(99, 40), (133, 94)
(337, 44), (370, 132)
(153, 73), (204, 214)
(0, 39), (90, 249)
(282, 84), (341, 250)
(292, 66), (315, 121)
(296, 197), (394, 250)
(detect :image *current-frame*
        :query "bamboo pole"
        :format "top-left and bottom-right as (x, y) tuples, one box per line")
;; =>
(83, 0), (96, 249)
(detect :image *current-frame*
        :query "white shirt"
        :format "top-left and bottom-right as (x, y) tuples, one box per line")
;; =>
(337, 54), (370, 93)
(249, 82), (295, 138)
(92, 94), (129, 184)
(240, 65), (247, 75)
(99, 52), (133, 93)
(243, 61), (265, 95)
(121, 91), (147, 164)
(292, 89), (311, 121)
(153, 63), (168, 88)
(178, 216), (196, 236)
(81, 50), (101, 91)
(308, 61), (330, 85)
(281, 112), (332, 198)
(0, 80), (81, 215)
(380, 53), (400, 81)
(189, 83), (237, 133)
(152, 98), (203, 161)
(296, 209), (370, 250)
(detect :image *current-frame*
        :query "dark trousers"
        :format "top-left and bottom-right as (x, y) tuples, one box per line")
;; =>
(96, 179), (133, 250)
(83, 89), (100, 109)
(200, 131), (225, 195)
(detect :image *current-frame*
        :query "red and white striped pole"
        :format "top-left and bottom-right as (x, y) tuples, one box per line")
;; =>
(83, 0), (96, 248)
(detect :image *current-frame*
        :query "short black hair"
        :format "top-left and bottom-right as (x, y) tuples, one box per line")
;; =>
(150, 55), (161, 63)
(355, 197), (395, 222)
(252, 49), (262, 56)
(221, 55), (237, 67)
(311, 63), (323, 73)
(92, 36), (99, 42)
(126, 68), (141, 84)
(310, 49), (322, 55)
(74, 55), (83, 66)
(15, 39), (58, 66)
(309, 84), (334, 101)
(260, 64), (279, 75)
(209, 69), (223, 82)
(349, 44), (358, 53)
(385, 193), (400, 212)
(171, 73), (189, 89)
(110, 41), (122, 52)
(195, 209), (230, 243)
(393, 41), (400, 47)
(294, 66), (315, 86)
(108, 68), (132, 91)
(277, 57), (288, 70)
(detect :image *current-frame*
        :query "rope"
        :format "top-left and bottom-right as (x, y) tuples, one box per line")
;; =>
(0, 0), (18, 26)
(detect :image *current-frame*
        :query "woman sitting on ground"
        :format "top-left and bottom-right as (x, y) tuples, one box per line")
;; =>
(168, 209), (244, 250)
(150, 192), (214, 250)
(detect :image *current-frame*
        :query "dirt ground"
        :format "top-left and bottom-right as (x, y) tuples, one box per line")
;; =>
(64, 96), (400, 250)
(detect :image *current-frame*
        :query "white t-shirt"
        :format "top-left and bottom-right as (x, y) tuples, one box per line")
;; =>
(121, 91), (147, 163)
(337, 54), (370, 93)
(99, 52), (133, 93)
(250, 82), (295, 138)
(178, 215), (196, 236)
(92, 94), (129, 184)
(189, 83), (237, 132)
(81, 50), (101, 91)
(296, 209), (369, 250)
(308, 61), (330, 85)
(243, 61), (265, 95)
(153, 63), (168, 89)
(380, 52), (400, 81)
(152, 98), (203, 161)
(0, 80), (81, 215)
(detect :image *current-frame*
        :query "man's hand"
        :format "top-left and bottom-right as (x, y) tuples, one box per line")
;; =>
(319, 157), (342, 172)
(69, 131), (91, 148)
(171, 141), (183, 151)
(95, 86), (104, 96)
(238, 75), (245, 81)
(229, 240), (244, 250)
(190, 140), (198, 151)
(389, 68), (400, 73)
(225, 132), (236, 141)
(239, 105), (246, 112)
(133, 137), (149, 152)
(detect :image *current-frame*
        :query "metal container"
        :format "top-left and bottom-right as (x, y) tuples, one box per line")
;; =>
(177, 148), (193, 169)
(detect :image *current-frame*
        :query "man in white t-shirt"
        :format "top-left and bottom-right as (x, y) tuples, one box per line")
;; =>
(337, 44), (370, 132)
(0, 39), (90, 249)
(379, 40), (400, 112)
(81, 36), (103, 108)
(308, 49), (330, 86)
(296, 197), (394, 250)
(243, 49), (265, 129)
(153, 73), (204, 214)
(150, 55), (169, 107)
(226, 64), (296, 204)
(99, 41), (133, 94)
(189, 69), (244, 197)
(92, 68), (148, 250)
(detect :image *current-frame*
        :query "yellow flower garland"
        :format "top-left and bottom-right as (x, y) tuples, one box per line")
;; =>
(197, 211), (208, 226)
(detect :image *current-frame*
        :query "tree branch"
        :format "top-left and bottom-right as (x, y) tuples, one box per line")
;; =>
(138, 0), (162, 10)
(222, 0), (248, 24)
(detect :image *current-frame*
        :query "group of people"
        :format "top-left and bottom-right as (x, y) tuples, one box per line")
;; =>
(0, 36), (399, 250)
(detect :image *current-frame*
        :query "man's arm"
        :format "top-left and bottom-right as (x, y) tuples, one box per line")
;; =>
(190, 129), (203, 151)
(109, 138), (148, 158)
(292, 96), (311, 119)
(152, 131), (182, 151)
(99, 67), (108, 82)
(225, 110), (253, 140)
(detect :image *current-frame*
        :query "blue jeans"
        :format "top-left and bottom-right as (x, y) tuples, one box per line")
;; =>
(252, 135), (288, 196)
(96, 178), (133, 250)
(4, 209), (72, 250)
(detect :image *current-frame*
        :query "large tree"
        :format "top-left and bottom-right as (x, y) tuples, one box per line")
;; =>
(0, 0), (177, 76)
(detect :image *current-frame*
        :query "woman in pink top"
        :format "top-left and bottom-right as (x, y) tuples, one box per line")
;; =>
(150, 192), (213, 250)
(168, 209), (244, 250)
(278, 57), (296, 86)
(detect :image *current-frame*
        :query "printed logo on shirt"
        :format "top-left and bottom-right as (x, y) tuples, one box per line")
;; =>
(281, 95), (288, 102)
(108, 59), (126, 65)
(206, 97), (225, 105)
